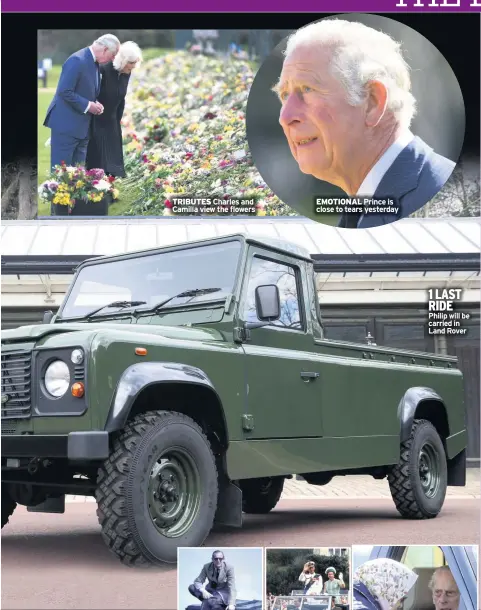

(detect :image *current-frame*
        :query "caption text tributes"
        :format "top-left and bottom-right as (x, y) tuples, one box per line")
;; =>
(166, 197), (257, 215)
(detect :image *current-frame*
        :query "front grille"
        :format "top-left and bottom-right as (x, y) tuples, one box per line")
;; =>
(1, 419), (20, 434)
(1, 351), (32, 420)
(74, 364), (85, 381)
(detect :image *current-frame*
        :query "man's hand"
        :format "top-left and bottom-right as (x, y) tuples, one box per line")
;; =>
(227, 605), (235, 609)
(88, 101), (103, 115)
(201, 591), (213, 600)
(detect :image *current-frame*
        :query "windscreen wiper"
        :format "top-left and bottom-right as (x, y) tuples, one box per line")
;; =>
(133, 288), (222, 315)
(83, 300), (147, 321)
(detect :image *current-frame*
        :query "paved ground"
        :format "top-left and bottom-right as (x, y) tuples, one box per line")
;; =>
(64, 468), (480, 503)
(2, 499), (479, 609)
(283, 468), (480, 499)
(2, 473), (479, 609)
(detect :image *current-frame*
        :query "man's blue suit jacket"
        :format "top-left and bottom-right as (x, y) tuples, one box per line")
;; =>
(44, 47), (100, 140)
(341, 136), (456, 229)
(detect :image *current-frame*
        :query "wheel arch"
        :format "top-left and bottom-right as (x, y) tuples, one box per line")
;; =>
(105, 362), (229, 452)
(398, 387), (450, 445)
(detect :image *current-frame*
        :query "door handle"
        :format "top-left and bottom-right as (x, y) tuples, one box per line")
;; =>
(300, 372), (319, 381)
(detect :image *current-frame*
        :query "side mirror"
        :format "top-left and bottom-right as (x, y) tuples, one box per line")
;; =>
(255, 284), (280, 321)
(43, 310), (54, 324)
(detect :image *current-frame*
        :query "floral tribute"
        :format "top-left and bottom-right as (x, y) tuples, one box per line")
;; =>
(39, 163), (119, 211)
(120, 51), (297, 217)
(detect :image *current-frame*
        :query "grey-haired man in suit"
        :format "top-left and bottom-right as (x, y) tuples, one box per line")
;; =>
(188, 550), (236, 610)
(275, 19), (456, 229)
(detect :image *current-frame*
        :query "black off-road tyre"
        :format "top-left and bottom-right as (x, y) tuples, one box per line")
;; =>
(2, 484), (17, 528)
(388, 419), (447, 519)
(240, 476), (284, 514)
(96, 410), (218, 567)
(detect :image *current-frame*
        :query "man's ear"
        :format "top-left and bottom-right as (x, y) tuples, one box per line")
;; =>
(365, 80), (388, 127)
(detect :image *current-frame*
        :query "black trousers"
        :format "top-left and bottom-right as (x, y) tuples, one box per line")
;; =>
(188, 584), (227, 609)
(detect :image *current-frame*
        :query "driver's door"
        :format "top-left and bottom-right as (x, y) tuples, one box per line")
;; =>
(238, 248), (323, 440)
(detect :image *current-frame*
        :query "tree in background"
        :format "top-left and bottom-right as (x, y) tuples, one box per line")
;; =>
(266, 549), (350, 596)
(414, 157), (480, 218)
(1, 160), (37, 220)
(38, 30), (175, 64)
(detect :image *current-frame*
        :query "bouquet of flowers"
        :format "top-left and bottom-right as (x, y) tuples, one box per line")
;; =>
(39, 163), (118, 210)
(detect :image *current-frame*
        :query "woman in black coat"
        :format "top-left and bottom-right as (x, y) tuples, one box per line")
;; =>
(86, 41), (142, 177)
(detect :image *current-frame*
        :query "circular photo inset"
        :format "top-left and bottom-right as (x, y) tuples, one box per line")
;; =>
(246, 14), (465, 229)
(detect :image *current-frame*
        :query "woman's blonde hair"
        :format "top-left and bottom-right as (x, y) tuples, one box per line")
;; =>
(113, 41), (142, 71)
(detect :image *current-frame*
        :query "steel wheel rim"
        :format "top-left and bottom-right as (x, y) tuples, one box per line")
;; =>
(418, 441), (441, 498)
(148, 446), (201, 538)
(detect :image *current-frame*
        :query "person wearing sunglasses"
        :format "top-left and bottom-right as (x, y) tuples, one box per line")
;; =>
(189, 550), (237, 610)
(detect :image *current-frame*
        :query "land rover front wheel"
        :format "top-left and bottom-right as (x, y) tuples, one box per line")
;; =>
(388, 419), (447, 519)
(240, 477), (284, 514)
(96, 410), (218, 566)
(1, 484), (17, 528)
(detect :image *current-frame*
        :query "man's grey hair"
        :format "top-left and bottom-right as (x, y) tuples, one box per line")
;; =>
(283, 19), (417, 130)
(212, 550), (225, 558)
(428, 566), (456, 591)
(94, 33), (121, 53)
(113, 41), (143, 71)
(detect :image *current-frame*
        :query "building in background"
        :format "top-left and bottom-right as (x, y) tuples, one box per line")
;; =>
(2, 216), (479, 462)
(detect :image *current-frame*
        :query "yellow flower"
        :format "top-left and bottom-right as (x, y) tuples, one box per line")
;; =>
(112, 188), (120, 200)
(76, 180), (84, 188)
(188, 123), (199, 133)
(164, 186), (174, 193)
(53, 192), (71, 205)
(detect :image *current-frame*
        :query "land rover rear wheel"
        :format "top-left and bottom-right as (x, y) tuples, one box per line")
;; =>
(240, 476), (284, 514)
(1, 484), (17, 528)
(388, 419), (447, 519)
(96, 410), (218, 566)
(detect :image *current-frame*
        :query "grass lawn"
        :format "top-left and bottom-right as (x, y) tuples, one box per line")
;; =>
(37, 48), (317, 220)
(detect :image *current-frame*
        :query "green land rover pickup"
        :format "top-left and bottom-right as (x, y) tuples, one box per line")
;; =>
(1, 234), (467, 566)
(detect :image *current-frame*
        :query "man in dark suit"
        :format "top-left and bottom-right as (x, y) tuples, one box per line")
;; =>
(338, 134), (455, 229)
(188, 550), (237, 610)
(44, 34), (120, 172)
(275, 19), (456, 229)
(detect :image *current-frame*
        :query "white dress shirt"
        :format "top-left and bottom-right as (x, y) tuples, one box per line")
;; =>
(354, 130), (414, 228)
(356, 130), (415, 197)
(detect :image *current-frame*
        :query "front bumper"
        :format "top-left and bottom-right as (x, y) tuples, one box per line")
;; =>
(1, 431), (109, 461)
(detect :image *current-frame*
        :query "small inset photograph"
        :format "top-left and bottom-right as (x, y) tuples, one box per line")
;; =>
(266, 548), (350, 610)
(37, 29), (296, 218)
(178, 547), (263, 610)
(352, 545), (478, 610)
(246, 14), (465, 228)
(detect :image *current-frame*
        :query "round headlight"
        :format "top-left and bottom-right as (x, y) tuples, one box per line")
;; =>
(71, 349), (84, 364)
(44, 360), (70, 398)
